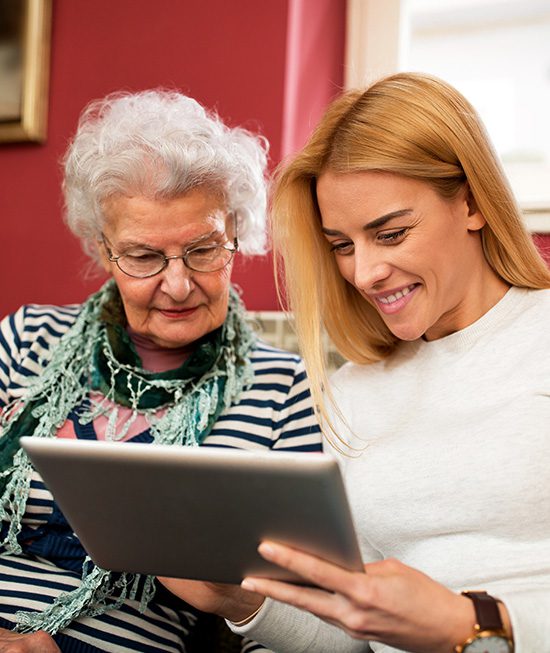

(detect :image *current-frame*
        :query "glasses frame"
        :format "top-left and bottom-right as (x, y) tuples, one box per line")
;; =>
(101, 221), (239, 279)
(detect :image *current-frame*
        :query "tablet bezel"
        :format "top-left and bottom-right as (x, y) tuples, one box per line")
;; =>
(21, 437), (363, 583)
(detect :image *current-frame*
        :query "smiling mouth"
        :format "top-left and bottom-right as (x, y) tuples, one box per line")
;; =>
(377, 284), (418, 305)
(158, 307), (198, 318)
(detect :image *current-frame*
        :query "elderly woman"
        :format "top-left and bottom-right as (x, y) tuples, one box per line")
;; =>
(0, 90), (321, 652)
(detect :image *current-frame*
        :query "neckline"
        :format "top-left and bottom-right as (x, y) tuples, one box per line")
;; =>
(127, 327), (194, 353)
(415, 286), (531, 354)
(126, 327), (194, 373)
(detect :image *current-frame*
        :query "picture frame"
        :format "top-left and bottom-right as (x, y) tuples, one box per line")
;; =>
(0, 0), (52, 143)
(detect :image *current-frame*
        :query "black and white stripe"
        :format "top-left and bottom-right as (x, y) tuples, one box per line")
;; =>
(0, 303), (322, 652)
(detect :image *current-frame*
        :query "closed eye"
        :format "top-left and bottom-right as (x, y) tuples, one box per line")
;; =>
(124, 250), (162, 261)
(189, 245), (219, 255)
(329, 241), (354, 256)
(376, 228), (408, 243)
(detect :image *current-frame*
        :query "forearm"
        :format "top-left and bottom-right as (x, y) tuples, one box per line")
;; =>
(227, 598), (371, 653)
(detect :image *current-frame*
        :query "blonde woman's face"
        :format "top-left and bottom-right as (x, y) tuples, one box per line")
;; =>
(99, 190), (234, 349)
(317, 170), (508, 341)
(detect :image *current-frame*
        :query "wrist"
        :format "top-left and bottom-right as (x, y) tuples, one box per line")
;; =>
(224, 596), (265, 624)
(229, 600), (265, 626)
(453, 591), (514, 653)
(498, 601), (513, 639)
(444, 594), (478, 650)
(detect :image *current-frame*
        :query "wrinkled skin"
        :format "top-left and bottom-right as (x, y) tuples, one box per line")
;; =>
(0, 628), (60, 652)
(156, 577), (264, 624)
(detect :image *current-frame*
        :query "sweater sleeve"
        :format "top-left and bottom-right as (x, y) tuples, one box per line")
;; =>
(228, 583), (550, 653)
(227, 598), (372, 652)
(498, 589), (550, 652)
(0, 306), (25, 408)
(271, 357), (322, 452)
(0, 303), (81, 412)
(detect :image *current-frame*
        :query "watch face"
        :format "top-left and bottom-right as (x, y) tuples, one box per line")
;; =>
(465, 636), (512, 653)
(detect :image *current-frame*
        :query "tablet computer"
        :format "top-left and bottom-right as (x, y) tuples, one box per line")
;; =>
(21, 437), (363, 584)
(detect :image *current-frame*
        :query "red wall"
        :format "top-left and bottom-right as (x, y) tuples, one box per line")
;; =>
(533, 234), (550, 266)
(0, 0), (346, 316)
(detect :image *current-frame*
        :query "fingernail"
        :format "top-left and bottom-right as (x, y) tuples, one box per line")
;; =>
(241, 579), (256, 591)
(258, 542), (275, 558)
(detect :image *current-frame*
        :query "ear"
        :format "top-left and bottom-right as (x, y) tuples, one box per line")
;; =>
(225, 210), (238, 242)
(465, 185), (486, 232)
(96, 238), (112, 274)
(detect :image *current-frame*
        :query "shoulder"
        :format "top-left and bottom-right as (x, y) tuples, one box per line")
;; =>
(330, 357), (386, 391)
(2, 302), (81, 329)
(518, 287), (550, 313)
(1, 302), (81, 351)
(250, 340), (303, 365)
(206, 340), (321, 450)
(0, 302), (82, 401)
(495, 287), (550, 339)
(248, 340), (307, 382)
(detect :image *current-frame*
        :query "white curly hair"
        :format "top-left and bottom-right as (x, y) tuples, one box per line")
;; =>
(62, 89), (269, 260)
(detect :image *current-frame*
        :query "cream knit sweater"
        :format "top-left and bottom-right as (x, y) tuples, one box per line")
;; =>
(231, 286), (550, 652)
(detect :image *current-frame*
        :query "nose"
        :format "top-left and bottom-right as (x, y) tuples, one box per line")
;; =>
(352, 244), (392, 292)
(159, 257), (194, 301)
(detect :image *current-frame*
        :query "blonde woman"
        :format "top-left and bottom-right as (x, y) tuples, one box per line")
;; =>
(164, 73), (550, 652)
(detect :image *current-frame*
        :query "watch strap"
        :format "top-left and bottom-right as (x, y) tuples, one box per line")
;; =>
(462, 591), (503, 630)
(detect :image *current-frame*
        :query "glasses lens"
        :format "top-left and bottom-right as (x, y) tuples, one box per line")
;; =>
(117, 252), (166, 277)
(187, 246), (234, 272)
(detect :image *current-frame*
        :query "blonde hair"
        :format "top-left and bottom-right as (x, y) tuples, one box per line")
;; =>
(271, 72), (550, 440)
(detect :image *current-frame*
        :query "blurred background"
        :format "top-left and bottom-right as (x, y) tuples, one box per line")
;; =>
(1, 0), (548, 335)
(0, 0), (345, 316)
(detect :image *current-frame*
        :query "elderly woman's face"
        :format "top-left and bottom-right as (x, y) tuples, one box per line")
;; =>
(100, 189), (234, 349)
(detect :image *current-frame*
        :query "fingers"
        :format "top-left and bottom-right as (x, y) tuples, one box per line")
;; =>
(30, 631), (61, 653)
(257, 541), (365, 594)
(24, 631), (61, 653)
(244, 546), (475, 650)
(241, 574), (342, 621)
(157, 576), (264, 622)
(240, 541), (372, 629)
(0, 629), (61, 652)
(240, 575), (374, 641)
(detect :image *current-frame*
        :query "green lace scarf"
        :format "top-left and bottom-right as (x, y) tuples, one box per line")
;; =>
(0, 279), (256, 634)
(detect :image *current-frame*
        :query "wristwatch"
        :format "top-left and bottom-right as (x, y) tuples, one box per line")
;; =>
(454, 591), (514, 653)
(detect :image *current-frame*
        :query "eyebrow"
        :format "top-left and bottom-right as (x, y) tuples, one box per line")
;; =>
(115, 229), (222, 251)
(321, 209), (413, 236)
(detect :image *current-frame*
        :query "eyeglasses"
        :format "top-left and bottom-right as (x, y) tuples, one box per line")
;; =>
(101, 234), (239, 278)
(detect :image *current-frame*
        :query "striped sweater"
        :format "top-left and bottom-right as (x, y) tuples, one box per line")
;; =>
(0, 302), (322, 653)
